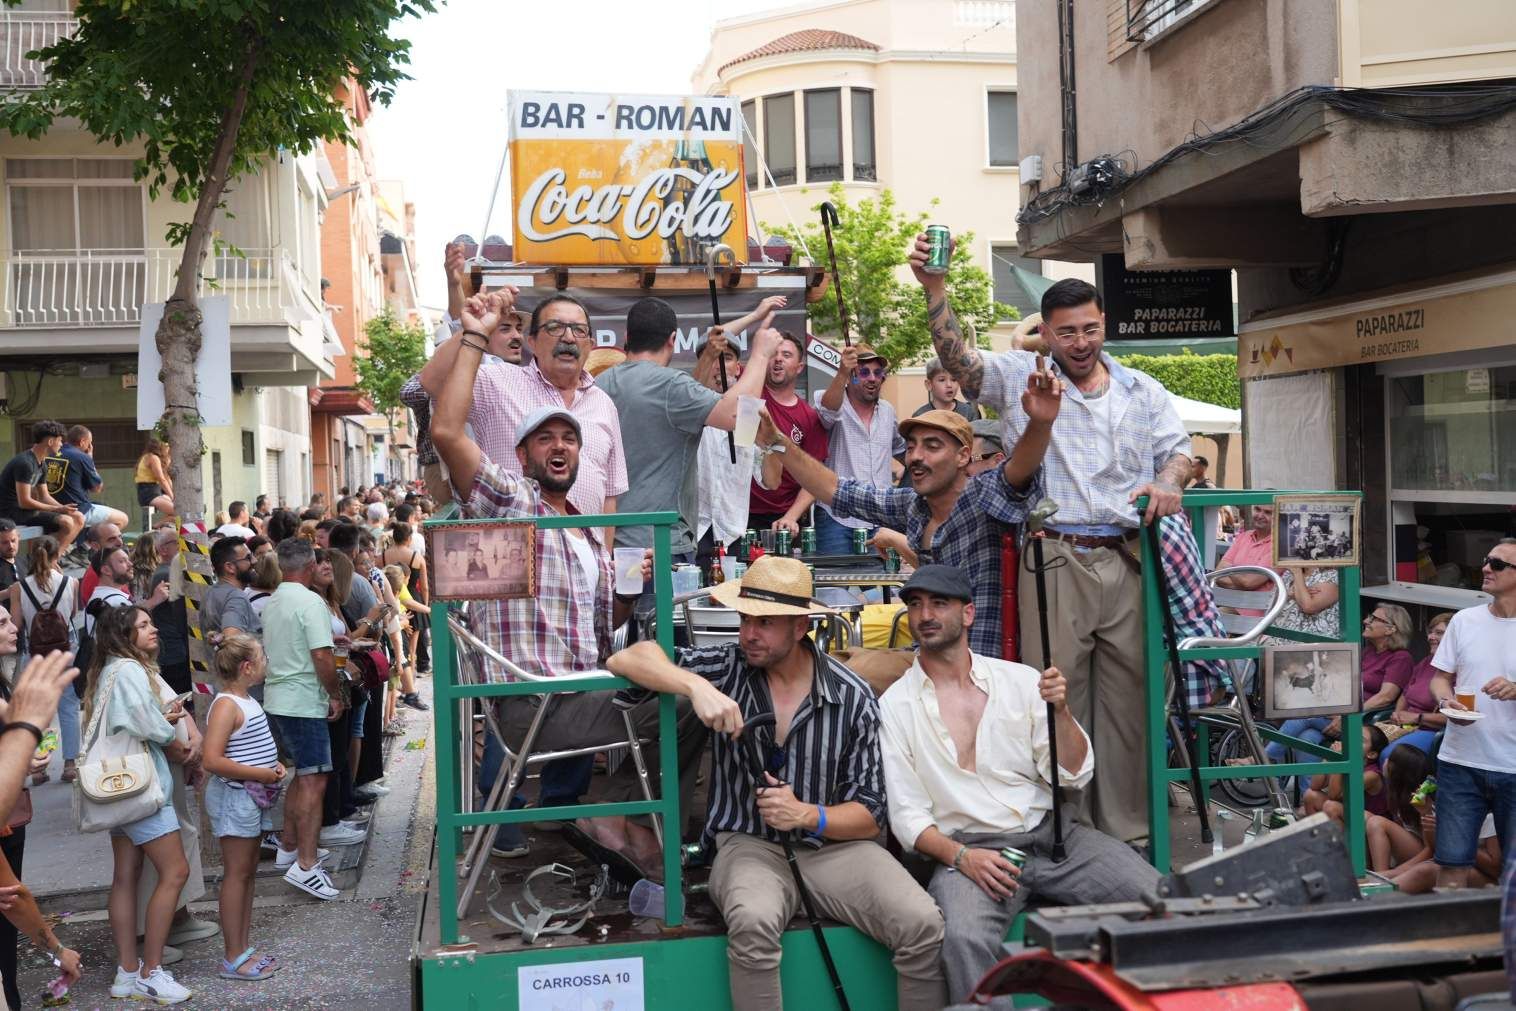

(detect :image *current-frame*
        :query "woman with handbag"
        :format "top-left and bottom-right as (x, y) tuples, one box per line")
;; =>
(81, 605), (193, 1005)
(6, 536), (79, 786)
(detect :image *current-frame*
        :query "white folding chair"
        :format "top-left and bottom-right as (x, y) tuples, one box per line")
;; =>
(449, 615), (662, 920)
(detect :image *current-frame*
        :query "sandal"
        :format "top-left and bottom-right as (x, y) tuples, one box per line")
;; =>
(560, 822), (660, 888)
(218, 947), (279, 981)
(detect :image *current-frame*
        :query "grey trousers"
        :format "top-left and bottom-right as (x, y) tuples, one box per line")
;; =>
(929, 812), (1160, 1008)
(710, 832), (946, 1011)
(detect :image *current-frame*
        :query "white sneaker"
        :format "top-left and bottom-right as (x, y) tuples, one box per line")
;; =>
(110, 961), (142, 999)
(320, 822), (366, 846)
(355, 782), (391, 799)
(132, 965), (192, 1004)
(274, 844), (330, 869)
(284, 861), (340, 900)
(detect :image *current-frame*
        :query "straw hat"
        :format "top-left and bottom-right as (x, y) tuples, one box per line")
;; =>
(585, 346), (627, 377)
(708, 554), (833, 617)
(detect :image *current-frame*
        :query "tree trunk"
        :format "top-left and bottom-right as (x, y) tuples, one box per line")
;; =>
(152, 38), (260, 524)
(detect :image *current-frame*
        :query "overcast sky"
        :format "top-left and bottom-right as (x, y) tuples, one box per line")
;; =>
(368, 0), (784, 311)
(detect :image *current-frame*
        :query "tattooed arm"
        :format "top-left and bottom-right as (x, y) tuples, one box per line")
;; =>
(909, 232), (986, 400)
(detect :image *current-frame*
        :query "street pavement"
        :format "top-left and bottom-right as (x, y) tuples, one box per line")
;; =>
(16, 680), (435, 1009)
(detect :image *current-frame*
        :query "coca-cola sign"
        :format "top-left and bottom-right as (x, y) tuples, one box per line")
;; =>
(509, 90), (749, 266)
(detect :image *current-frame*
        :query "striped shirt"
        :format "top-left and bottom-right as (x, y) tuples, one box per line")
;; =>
(812, 391), (907, 529)
(622, 640), (886, 849)
(829, 468), (1038, 658)
(979, 350), (1189, 531)
(212, 693), (279, 770)
(457, 457), (613, 681)
(468, 359), (628, 517)
(399, 375), (436, 466)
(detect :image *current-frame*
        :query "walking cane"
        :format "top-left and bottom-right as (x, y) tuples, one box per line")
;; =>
(818, 202), (852, 347)
(1144, 518), (1215, 845)
(1023, 498), (1068, 863)
(705, 243), (738, 463)
(739, 712), (851, 1011)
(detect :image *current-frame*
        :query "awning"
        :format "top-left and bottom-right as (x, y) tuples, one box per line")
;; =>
(1237, 263), (1516, 379)
(1170, 393), (1241, 435)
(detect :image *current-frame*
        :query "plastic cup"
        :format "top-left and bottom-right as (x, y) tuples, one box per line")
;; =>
(719, 555), (738, 582)
(672, 564), (701, 597)
(1456, 690), (1477, 712)
(733, 395), (761, 447)
(614, 547), (645, 596)
(628, 878), (665, 918)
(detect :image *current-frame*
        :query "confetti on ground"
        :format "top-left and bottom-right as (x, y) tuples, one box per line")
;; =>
(404, 738), (427, 750)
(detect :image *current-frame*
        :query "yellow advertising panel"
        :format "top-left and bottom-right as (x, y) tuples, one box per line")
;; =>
(509, 90), (749, 266)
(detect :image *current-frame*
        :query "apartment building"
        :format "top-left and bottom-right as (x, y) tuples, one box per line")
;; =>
(0, 0), (331, 519)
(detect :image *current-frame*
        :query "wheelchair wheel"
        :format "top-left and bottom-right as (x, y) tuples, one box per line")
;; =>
(1213, 726), (1274, 808)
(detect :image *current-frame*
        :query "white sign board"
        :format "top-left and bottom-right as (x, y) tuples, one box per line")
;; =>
(517, 956), (644, 1011)
(136, 295), (233, 430)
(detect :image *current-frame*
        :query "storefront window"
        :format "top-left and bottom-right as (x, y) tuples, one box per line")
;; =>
(1388, 364), (1516, 497)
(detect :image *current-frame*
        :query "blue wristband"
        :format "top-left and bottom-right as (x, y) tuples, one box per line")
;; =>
(811, 805), (827, 838)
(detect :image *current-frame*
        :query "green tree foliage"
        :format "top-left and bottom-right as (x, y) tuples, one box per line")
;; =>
(1118, 349), (1241, 408)
(0, 0), (433, 520)
(767, 183), (1012, 368)
(355, 308), (428, 428)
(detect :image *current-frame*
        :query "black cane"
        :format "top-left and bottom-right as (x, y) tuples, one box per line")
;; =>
(705, 244), (737, 463)
(818, 201), (852, 347)
(740, 713), (851, 1011)
(1145, 518), (1214, 845)
(1024, 499), (1067, 863)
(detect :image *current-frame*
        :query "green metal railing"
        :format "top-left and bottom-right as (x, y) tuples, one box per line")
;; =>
(426, 511), (683, 945)
(1142, 489), (1365, 874)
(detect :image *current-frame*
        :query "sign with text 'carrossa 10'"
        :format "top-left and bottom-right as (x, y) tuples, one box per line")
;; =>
(509, 90), (748, 266)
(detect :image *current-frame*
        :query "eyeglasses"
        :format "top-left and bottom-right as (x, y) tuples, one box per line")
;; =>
(854, 365), (886, 379)
(1050, 324), (1104, 342)
(1363, 615), (1393, 627)
(536, 320), (592, 340)
(1483, 555), (1515, 572)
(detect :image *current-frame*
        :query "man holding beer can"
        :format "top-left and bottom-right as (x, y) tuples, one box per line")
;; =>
(878, 565), (1160, 1007)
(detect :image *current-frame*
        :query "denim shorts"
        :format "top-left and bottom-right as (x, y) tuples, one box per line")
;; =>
(205, 776), (273, 839)
(267, 713), (333, 775)
(110, 802), (179, 847)
(350, 694), (369, 740)
(1432, 758), (1516, 868)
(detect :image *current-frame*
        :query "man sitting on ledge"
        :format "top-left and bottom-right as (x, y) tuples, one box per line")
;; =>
(608, 555), (946, 1011)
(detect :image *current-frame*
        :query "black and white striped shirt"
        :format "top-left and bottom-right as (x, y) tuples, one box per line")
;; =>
(627, 640), (886, 849)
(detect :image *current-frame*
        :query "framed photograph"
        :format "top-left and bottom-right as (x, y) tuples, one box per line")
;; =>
(1273, 494), (1361, 567)
(1263, 643), (1362, 719)
(426, 522), (536, 602)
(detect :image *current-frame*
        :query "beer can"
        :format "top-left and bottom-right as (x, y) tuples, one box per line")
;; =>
(775, 529), (792, 557)
(1267, 808), (1292, 830)
(732, 562), (747, 579)
(800, 527), (816, 555)
(886, 548), (901, 573)
(923, 224), (951, 274)
(852, 528), (869, 555)
(999, 846), (1028, 870)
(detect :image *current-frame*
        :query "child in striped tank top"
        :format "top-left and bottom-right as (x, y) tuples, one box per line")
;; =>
(201, 631), (285, 982)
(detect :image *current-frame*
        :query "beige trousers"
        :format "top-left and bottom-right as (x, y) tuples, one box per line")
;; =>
(710, 832), (945, 1011)
(1018, 538), (1150, 842)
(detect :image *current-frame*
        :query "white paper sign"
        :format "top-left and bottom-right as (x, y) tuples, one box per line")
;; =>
(518, 956), (644, 1011)
(136, 295), (233, 430)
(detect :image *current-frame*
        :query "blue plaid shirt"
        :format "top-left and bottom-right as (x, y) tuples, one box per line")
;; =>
(980, 351), (1190, 531)
(1153, 513), (1229, 708)
(830, 468), (1038, 658)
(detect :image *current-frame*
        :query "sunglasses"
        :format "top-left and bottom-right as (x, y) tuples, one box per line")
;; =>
(853, 365), (886, 379)
(1484, 555), (1515, 573)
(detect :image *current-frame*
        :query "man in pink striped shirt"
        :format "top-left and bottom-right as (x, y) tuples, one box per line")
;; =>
(419, 288), (627, 520)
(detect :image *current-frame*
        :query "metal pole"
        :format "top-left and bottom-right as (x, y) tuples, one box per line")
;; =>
(818, 201), (851, 347)
(705, 243), (737, 463)
(1025, 499), (1066, 862)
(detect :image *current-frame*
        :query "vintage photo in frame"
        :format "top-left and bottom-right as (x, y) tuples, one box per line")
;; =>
(426, 521), (536, 602)
(1263, 642), (1362, 720)
(1273, 494), (1361, 567)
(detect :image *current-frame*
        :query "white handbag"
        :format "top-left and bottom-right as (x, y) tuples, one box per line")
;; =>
(73, 660), (167, 833)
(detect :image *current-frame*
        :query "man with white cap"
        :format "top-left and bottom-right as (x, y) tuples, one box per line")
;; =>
(432, 289), (707, 874)
(608, 554), (946, 1011)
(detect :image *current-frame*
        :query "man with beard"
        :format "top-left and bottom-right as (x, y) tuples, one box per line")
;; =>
(748, 332), (828, 536)
(201, 535), (261, 639)
(431, 289), (707, 874)
(879, 565), (1159, 1008)
(811, 343), (906, 556)
(752, 360), (1061, 658)
(914, 234), (1193, 842)
(608, 555), (947, 1011)
(75, 520), (123, 604)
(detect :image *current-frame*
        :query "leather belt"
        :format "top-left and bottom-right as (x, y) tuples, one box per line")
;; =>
(1044, 528), (1139, 550)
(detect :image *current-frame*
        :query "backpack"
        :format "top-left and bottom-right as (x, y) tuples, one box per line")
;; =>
(20, 578), (71, 657)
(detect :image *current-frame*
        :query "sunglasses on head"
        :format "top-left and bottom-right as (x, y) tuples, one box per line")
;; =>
(1484, 555), (1515, 573)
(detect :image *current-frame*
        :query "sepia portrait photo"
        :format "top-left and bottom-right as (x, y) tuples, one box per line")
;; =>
(427, 521), (536, 601)
(1263, 642), (1362, 719)
(1274, 494), (1361, 567)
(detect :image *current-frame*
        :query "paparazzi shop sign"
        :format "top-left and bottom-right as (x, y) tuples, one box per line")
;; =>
(1097, 254), (1234, 340)
(509, 90), (749, 266)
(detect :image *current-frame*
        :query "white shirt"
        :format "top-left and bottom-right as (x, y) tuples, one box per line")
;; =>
(564, 529), (600, 595)
(695, 427), (766, 546)
(878, 653), (1094, 850)
(409, 531), (427, 556)
(812, 390), (907, 529)
(1431, 603), (1516, 774)
(86, 584), (132, 635)
(217, 523), (257, 539)
(1082, 385), (1115, 477)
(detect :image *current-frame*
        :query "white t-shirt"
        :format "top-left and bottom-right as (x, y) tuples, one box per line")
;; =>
(217, 523), (257, 539)
(86, 585), (132, 635)
(1082, 385), (1115, 476)
(564, 530), (600, 596)
(1431, 603), (1516, 773)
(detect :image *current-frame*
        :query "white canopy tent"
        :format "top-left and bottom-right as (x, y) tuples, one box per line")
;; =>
(1169, 393), (1241, 435)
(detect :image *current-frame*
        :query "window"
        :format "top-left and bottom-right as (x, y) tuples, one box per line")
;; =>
(741, 100), (758, 189)
(990, 244), (1043, 321)
(763, 93), (796, 187)
(18, 418), (140, 468)
(6, 158), (143, 252)
(987, 91), (1019, 167)
(804, 89), (842, 183)
(241, 430), (256, 467)
(851, 89), (876, 182)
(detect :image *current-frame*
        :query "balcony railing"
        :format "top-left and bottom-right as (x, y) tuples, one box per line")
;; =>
(0, 12), (77, 90)
(0, 247), (322, 329)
